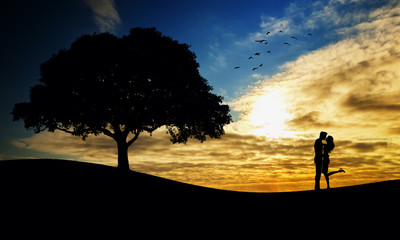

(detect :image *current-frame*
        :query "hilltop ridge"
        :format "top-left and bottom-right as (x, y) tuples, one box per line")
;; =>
(0, 159), (398, 219)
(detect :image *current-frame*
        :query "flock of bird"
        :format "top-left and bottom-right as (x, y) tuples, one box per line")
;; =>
(234, 31), (313, 71)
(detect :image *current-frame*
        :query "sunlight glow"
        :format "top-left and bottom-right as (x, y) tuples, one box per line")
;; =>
(248, 89), (292, 138)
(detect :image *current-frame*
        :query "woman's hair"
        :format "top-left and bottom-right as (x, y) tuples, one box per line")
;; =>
(326, 135), (335, 153)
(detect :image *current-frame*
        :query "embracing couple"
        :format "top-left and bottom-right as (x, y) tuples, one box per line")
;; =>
(314, 131), (345, 190)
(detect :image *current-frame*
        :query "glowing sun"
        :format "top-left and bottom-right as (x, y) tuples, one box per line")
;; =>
(248, 89), (292, 138)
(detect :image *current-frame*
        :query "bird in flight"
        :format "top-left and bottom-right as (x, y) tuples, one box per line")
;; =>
(307, 33), (312, 36)
(279, 30), (283, 33)
(234, 66), (240, 69)
(266, 31), (271, 35)
(259, 63), (263, 67)
(254, 52), (261, 56)
(252, 67), (258, 71)
(255, 39), (267, 43)
(248, 56), (254, 59)
(283, 42), (291, 46)
(291, 36), (298, 40)
(266, 51), (271, 54)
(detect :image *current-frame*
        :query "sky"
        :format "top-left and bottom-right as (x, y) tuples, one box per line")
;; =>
(1, 0), (400, 192)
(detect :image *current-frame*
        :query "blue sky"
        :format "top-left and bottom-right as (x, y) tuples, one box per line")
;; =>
(115, 0), (298, 99)
(2, 0), (400, 191)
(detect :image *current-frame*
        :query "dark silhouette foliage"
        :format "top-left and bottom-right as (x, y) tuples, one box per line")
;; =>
(12, 27), (232, 170)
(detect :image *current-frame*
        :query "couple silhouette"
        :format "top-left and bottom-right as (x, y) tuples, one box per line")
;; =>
(314, 131), (345, 190)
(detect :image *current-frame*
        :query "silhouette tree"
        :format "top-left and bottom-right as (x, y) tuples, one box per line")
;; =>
(12, 27), (232, 170)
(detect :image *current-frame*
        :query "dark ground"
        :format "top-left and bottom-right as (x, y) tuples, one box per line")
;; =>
(0, 159), (398, 235)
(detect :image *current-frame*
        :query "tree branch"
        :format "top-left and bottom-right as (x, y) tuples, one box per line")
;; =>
(101, 128), (115, 138)
(56, 126), (76, 135)
(127, 130), (140, 147)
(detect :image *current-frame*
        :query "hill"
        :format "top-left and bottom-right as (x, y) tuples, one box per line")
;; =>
(0, 159), (398, 226)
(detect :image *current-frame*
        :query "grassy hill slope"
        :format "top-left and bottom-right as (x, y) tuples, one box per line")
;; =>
(0, 159), (398, 221)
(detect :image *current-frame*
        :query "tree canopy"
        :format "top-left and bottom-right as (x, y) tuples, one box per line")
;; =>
(12, 27), (232, 169)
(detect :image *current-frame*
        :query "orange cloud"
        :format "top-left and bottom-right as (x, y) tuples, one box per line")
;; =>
(12, 128), (400, 192)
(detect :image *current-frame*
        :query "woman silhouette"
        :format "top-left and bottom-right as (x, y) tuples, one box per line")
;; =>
(322, 135), (345, 189)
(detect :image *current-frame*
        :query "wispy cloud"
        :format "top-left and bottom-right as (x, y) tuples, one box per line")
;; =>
(208, 51), (227, 72)
(261, 17), (291, 34)
(84, 0), (121, 33)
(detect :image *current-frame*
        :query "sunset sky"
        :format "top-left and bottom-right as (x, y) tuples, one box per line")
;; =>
(1, 0), (400, 192)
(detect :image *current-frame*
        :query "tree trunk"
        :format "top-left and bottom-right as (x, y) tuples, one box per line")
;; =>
(117, 139), (130, 171)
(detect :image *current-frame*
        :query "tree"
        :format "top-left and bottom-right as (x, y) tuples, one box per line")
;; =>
(12, 27), (232, 170)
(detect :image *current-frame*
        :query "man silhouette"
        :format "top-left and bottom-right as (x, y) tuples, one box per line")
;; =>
(314, 131), (327, 190)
